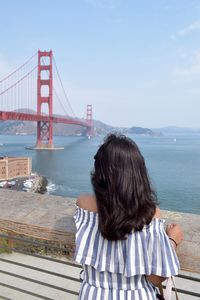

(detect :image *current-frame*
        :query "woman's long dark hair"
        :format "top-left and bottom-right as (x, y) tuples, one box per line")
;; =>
(91, 133), (157, 241)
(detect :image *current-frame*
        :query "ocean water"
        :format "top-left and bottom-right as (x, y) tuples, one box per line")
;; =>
(0, 134), (200, 215)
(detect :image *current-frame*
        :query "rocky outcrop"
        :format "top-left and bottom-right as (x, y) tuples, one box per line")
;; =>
(30, 175), (48, 194)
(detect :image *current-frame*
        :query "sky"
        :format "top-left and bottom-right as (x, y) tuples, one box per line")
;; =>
(1, 0), (200, 128)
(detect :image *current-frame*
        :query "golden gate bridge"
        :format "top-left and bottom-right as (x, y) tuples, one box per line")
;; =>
(0, 50), (93, 149)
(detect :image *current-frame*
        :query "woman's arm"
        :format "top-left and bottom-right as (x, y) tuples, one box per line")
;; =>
(166, 223), (184, 246)
(146, 274), (166, 285)
(76, 194), (97, 212)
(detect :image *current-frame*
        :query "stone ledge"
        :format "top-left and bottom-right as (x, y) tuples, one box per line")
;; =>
(0, 189), (199, 273)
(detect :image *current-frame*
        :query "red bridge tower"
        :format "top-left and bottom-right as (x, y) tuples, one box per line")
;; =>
(86, 104), (94, 137)
(36, 50), (53, 149)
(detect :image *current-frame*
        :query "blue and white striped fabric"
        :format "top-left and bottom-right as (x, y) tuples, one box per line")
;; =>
(74, 206), (180, 300)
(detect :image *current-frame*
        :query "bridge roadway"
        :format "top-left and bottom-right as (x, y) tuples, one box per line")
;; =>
(0, 111), (90, 128)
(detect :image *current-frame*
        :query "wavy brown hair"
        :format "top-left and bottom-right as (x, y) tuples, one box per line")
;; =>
(91, 133), (157, 241)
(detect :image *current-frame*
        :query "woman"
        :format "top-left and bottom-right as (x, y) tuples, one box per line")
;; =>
(74, 134), (183, 299)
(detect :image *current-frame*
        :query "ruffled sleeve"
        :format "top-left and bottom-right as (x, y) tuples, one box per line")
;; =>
(143, 218), (180, 277)
(74, 206), (180, 277)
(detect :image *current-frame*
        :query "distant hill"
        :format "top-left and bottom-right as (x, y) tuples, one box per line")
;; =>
(128, 126), (155, 135)
(153, 126), (200, 134)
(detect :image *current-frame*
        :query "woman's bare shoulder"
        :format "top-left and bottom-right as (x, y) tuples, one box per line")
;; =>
(76, 194), (98, 212)
(153, 206), (161, 219)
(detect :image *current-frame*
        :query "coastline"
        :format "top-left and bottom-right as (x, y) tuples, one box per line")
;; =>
(0, 173), (48, 194)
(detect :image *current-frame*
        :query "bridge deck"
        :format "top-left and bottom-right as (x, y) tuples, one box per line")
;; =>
(0, 111), (90, 128)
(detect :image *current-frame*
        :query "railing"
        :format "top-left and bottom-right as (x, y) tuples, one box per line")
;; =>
(0, 233), (199, 300)
(0, 233), (81, 299)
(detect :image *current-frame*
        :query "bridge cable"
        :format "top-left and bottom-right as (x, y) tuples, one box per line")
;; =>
(0, 52), (37, 83)
(52, 55), (77, 118)
(40, 58), (70, 117)
(53, 88), (71, 117)
(0, 66), (37, 97)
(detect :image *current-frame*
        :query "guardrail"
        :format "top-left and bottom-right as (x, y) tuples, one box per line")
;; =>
(0, 233), (199, 300)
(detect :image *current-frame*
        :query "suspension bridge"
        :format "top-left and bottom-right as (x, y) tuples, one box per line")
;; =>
(0, 50), (93, 150)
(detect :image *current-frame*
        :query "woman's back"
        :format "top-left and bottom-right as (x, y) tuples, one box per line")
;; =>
(74, 202), (179, 300)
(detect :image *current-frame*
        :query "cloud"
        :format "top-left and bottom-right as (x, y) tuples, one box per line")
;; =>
(174, 50), (200, 76)
(105, 17), (124, 24)
(85, 0), (122, 10)
(178, 20), (200, 36)
(169, 34), (176, 40)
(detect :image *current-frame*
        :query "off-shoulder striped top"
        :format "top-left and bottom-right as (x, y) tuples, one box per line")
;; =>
(74, 206), (180, 300)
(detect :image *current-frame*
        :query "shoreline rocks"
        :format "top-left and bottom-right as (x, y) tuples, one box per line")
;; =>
(30, 175), (48, 194)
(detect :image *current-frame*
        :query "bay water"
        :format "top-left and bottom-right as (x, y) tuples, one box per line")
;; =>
(0, 134), (200, 215)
